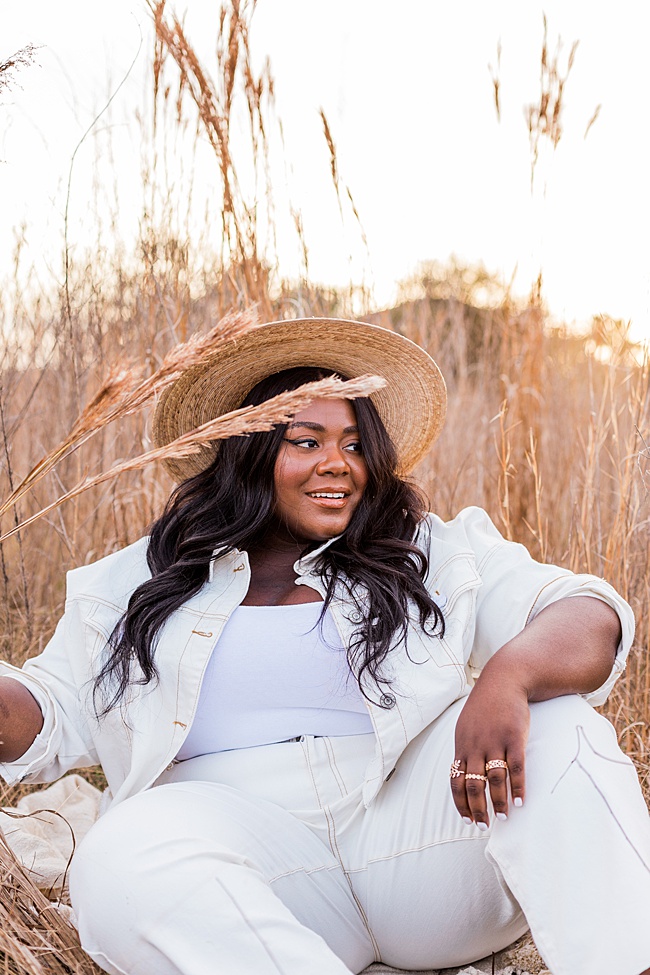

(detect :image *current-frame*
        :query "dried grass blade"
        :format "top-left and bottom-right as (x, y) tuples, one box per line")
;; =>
(0, 833), (102, 974)
(0, 309), (260, 519)
(0, 375), (385, 541)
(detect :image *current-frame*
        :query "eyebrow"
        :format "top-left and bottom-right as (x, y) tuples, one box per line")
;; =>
(287, 421), (359, 434)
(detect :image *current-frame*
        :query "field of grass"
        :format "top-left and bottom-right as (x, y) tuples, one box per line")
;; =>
(1, 2), (649, 972)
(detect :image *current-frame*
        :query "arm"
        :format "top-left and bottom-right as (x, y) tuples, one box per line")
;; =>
(0, 609), (101, 785)
(451, 595), (621, 827)
(0, 677), (44, 762)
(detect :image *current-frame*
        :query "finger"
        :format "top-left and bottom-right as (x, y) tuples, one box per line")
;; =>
(506, 748), (526, 808)
(465, 763), (489, 829)
(449, 761), (473, 823)
(485, 760), (509, 819)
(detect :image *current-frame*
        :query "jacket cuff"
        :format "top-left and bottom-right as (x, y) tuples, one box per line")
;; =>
(559, 590), (633, 706)
(0, 669), (57, 785)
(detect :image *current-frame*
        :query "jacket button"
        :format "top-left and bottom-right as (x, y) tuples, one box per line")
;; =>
(380, 693), (395, 708)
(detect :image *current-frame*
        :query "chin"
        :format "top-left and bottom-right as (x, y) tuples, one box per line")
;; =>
(300, 520), (350, 543)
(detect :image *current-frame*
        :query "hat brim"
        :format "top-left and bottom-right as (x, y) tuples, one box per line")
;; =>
(153, 318), (447, 480)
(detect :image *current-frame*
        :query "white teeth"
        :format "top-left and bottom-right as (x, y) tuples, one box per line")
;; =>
(309, 492), (346, 498)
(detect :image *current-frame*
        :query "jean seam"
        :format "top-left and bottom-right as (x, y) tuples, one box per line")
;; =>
(344, 833), (488, 873)
(323, 737), (347, 797)
(325, 800), (381, 962)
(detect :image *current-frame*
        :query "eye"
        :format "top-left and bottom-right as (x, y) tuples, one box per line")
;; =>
(284, 437), (319, 449)
(344, 441), (363, 453)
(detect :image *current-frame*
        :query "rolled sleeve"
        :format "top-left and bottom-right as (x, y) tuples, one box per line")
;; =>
(556, 588), (633, 706)
(0, 668), (58, 784)
(0, 611), (99, 785)
(458, 507), (634, 705)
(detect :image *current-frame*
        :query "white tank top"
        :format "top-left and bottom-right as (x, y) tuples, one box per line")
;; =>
(176, 601), (374, 758)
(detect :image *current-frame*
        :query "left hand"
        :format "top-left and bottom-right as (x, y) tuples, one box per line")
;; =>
(450, 668), (530, 828)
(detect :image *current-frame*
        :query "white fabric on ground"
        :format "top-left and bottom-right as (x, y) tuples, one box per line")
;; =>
(0, 773), (101, 891)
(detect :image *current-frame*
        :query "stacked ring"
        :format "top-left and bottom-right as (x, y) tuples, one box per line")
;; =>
(449, 759), (465, 779)
(465, 773), (487, 782)
(485, 760), (509, 773)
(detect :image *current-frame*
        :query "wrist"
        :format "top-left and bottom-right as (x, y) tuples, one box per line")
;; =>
(475, 647), (535, 701)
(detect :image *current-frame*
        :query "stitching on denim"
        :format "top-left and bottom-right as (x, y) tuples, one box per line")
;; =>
(524, 575), (572, 626)
(302, 739), (339, 862)
(323, 737), (347, 797)
(268, 862), (343, 884)
(551, 724), (650, 876)
(345, 834), (487, 873)
(325, 802), (381, 961)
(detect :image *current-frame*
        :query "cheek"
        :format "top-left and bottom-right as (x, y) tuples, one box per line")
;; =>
(273, 455), (305, 504)
(354, 460), (369, 494)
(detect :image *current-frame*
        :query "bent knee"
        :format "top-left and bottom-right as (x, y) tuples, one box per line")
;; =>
(528, 694), (619, 751)
(525, 695), (635, 797)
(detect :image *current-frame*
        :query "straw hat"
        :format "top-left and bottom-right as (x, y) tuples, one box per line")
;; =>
(153, 317), (447, 480)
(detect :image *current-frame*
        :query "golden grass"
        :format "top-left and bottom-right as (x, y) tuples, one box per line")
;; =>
(0, 304), (383, 542)
(0, 837), (101, 974)
(0, 3), (648, 971)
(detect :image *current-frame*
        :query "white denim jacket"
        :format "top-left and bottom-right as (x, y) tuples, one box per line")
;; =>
(0, 506), (634, 811)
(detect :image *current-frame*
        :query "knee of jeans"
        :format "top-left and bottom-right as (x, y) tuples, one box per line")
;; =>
(69, 813), (133, 920)
(526, 694), (632, 791)
(69, 788), (258, 923)
(529, 695), (618, 748)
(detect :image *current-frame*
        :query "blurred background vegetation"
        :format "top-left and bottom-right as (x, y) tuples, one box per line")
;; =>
(1, 0), (649, 802)
(0, 5), (648, 971)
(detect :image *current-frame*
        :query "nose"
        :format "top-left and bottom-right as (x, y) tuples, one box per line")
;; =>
(315, 445), (350, 475)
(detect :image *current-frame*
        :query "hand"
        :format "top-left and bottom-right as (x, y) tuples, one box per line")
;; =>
(450, 668), (530, 828)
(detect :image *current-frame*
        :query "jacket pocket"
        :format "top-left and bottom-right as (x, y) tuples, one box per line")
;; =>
(427, 552), (482, 618)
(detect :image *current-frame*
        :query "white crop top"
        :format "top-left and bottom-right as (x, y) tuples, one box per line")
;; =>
(176, 601), (374, 758)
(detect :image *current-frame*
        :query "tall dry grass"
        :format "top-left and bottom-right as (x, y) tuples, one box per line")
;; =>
(0, 4), (649, 971)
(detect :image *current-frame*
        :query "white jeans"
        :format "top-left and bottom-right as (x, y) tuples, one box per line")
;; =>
(69, 695), (650, 975)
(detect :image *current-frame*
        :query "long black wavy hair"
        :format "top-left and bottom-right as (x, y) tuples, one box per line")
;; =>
(94, 367), (445, 713)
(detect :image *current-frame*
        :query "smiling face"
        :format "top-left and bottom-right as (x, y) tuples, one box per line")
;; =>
(271, 397), (369, 545)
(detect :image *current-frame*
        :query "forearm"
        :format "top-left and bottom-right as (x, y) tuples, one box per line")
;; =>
(0, 677), (44, 762)
(477, 595), (621, 702)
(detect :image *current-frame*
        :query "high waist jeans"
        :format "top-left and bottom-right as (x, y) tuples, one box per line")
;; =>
(69, 695), (650, 975)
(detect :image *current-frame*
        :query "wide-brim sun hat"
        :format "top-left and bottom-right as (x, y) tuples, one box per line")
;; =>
(153, 317), (447, 481)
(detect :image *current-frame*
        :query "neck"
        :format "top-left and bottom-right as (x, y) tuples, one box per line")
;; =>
(244, 536), (309, 606)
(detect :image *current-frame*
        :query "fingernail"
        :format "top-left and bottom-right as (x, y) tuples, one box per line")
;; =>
(513, 797), (523, 807)
(496, 812), (508, 821)
(476, 821), (489, 831)
(462, 816), (473, 826)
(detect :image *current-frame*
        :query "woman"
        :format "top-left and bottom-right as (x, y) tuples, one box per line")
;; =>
(0, 318), (648, 975)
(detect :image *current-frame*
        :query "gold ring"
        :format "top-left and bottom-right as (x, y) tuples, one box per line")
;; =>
(465, 773), (487, 782)
(449, 759), (465, 779)
(485, 760), (509, 773)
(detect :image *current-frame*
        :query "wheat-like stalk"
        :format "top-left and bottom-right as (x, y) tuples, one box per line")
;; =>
(0, 309), (260, 520)
(0, 375), (384, 543)
(0, 834), (102, 974)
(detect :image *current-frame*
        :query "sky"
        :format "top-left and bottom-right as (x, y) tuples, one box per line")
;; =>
(1, 1), (649, 336)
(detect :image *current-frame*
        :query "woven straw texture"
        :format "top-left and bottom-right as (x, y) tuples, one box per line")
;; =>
(153, 318), (447, 481)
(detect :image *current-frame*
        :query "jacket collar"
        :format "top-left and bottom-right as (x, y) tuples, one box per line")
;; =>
(207, 535), (341, 582)
(293, 534), (341, 575)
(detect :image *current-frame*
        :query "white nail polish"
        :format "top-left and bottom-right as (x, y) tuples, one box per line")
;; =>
(513, 797), (523, 807)
(462, 816), (473, 826)
(496, 812), (508, 821)
(476, 821), (489, 831)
